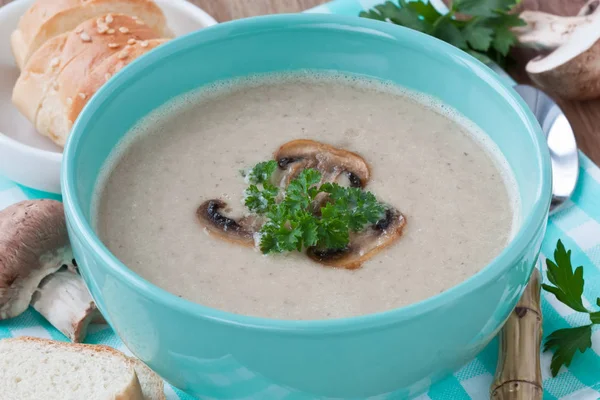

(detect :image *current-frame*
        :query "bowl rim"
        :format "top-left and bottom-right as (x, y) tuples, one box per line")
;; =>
(62, 13), (552, 333)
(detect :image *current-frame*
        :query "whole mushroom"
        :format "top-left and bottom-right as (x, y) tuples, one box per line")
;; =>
(0, 200), (103, 342)
(513, 0), (600, 100)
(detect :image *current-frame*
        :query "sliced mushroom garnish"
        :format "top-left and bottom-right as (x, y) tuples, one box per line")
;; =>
(198, 141), (406, 268)
(306, 208), (406, 269)
(196, 200), (257, 247)
(274, 140), (370, 188)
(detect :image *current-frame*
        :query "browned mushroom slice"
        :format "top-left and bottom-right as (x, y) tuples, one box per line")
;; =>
(306, 208), (406, 269)
(196, 200), (256, 247)
(274, 139), (370, 188)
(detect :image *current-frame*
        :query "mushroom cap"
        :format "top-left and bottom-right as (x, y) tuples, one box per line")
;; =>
(523, 2), (600, 100)
(274, 139), (370, 188)
(528, 40), (600, 100)
(0, 200), (71, 319)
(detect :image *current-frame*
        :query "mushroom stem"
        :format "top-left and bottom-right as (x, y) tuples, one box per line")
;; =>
(513, 12), (592, 51)
(491, 269), (543, 399)
(30, 269), (104, 343)
(0, 245), (73, 320)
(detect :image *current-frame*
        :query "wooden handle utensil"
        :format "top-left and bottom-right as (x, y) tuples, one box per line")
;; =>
(490, 268), (543, 399)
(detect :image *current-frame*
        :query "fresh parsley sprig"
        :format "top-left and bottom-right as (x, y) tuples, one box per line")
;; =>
(243, 163), (385, 254)
(359, 0), (526, 66)
(243, 161), (279, 214)
(542, 240), (600, 376)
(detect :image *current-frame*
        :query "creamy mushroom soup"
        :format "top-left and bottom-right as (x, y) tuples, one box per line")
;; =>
(94, 73), (519, 320)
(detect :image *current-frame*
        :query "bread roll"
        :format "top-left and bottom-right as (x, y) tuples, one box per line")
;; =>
(12, 14), (167, 146)
(70, 38), (167, 125)
(11, 0), (172, 69)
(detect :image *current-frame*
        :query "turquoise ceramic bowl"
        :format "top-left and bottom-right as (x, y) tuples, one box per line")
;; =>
(62, 14), (552, 399)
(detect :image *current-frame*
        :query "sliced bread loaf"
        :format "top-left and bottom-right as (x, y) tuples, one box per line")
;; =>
(0, 337), (143, 400)
(129, 358), (166, 400)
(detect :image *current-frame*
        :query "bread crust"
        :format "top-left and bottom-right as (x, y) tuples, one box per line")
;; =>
(128, 357), (166, 400)
(0, 336), (145, 400)
(69, 38), (167, 123)
(12, 15), (167, 146)
(11, 0), (172, 69)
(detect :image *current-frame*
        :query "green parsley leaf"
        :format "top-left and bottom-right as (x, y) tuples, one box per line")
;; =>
(247, 160), (278, 185)
(265, 203), (289, 225)
(259, 226), (279, 254)
(244, 160), (280, 214)
(292, 211), (319, 250)
(259, 214), (304, 254)
(590, 311), (600, 325)
(486, 12), (528, 57)
(244, 185), (262, 212)
(244, 163), (388, 255)
(544, 325), (593, 377)
(275, 224), (302, 252)
(491, 26), (517, 56)
(541, 239), (600, 377)
(360, 1), (431, 33)
(352, 189), (386, 227)
(244, 183), (278, 214)
(317, 215), (350, 250)
(493, 12), (528, 28)
(542, 240), (587, 313)
(322, 184), (385, 231)
(358, 9), (387, 22)
(283, 169), (322, 213)
(434, 17), (468, 49)
(359, 0), (525, 68)
(452, 0), (519, 17)
(320, 182), (346, 200)
(463, 20), (494, 51)
(406, 1), (443, 23)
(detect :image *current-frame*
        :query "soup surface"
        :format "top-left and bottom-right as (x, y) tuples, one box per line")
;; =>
(94, 73), (518, 320)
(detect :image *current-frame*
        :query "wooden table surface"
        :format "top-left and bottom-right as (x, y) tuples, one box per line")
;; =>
(5, 0), (599, 164)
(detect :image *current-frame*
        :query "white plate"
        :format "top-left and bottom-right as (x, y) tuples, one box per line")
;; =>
(0, 0), (217, 194)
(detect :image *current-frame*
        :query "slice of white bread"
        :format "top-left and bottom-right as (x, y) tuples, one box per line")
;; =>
(11, 0), (172, 69)
(0, 337), (150, 400)
(12, 14), (168, 146)
(129, 358), (166, 400)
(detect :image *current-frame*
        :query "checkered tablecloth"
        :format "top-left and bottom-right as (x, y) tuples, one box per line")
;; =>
(3, 1), (600, 399)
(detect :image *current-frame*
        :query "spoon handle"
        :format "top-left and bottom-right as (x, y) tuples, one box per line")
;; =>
(490, 268), (543, 399)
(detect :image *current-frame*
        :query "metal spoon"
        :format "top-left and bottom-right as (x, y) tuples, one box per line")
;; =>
(513, 85), (579, 214)
(492, 66), (579, 214)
